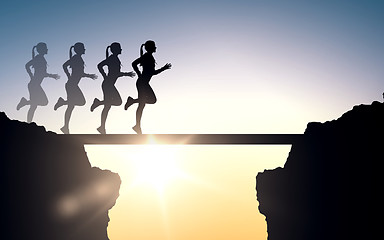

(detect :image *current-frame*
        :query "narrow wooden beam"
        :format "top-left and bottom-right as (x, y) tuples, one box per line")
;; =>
(62, 134), (303, 145)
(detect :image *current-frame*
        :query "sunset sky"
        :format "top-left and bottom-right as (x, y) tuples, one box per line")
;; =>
(1, 0), (383, 239)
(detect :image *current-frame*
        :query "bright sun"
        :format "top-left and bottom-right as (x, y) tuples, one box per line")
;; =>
(129, 139), (185, 193)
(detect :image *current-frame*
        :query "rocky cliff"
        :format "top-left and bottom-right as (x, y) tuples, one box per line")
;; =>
(256, 101), (383, 239)
(0, 112), (121, 240)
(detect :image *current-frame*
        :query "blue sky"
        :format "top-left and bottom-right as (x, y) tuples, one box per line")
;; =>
(1, 0), (383, 133)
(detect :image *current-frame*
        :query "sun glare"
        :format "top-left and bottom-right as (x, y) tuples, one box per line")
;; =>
(129, 138), (185, 193)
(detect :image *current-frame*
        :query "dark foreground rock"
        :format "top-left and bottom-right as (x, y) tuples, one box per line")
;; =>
(257, 101), (383, 240)
(0, 112), (121, 240)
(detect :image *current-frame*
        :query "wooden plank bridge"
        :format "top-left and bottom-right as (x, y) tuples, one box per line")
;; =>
(62, 134), (303, 145)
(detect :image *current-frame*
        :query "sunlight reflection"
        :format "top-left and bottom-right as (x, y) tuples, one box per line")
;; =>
(57, 195), (79, 218)
(56, 177), (119, 219)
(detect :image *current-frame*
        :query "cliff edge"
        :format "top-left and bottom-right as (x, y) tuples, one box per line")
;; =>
(256, 101), (383, 239)
(0, 112), (121, 240)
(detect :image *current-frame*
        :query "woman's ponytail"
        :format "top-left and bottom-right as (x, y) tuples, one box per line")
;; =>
(32, 46), (37, 59)
(140, 44), (145, 57)
(106, 45), (111, 59)
(69, 46), (74, 59)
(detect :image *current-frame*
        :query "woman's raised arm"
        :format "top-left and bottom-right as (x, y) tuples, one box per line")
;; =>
(97, 59), (108, 79)
(132, 57), (142, 77)
(25, 59), (34, 79)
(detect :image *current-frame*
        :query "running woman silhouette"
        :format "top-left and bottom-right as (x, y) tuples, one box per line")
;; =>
(17, 42), (60, 123)
(54, 42), (97, 134)
(124, 40), (171, 134)
(91, 42), (135, 134)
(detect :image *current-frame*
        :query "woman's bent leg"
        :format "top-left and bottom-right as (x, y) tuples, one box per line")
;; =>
(98, 105), (111, 134)
(61, 105), (74, 134)
(27, 105), (37, 123)
(133, 102), (145, 134)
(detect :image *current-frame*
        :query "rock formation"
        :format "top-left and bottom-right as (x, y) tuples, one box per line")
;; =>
(0, 112), (121, 240)
(256, 101), (383, 239)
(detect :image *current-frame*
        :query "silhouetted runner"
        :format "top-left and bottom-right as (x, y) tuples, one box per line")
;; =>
(17, 42), (60, 123)
(91, 42), (135, 134)
(124, 40), (171, 134)
(54, 42), (97, 134)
